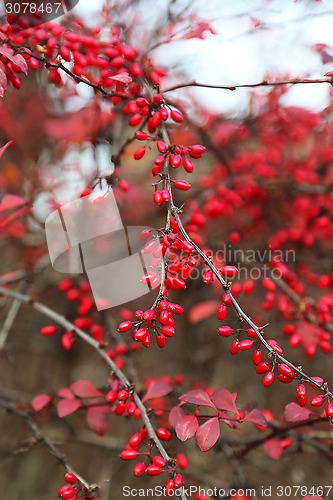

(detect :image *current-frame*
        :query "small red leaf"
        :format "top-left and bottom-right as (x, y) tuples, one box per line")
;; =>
(0, 193), (27, 213)
(284, 402), (312, 422)
(142, 379), (172, 403)
(58, 388), (75, 399)
(70, 379), (103, 398)
(302, 496), (324, 500)
(210, 388), (239, 414)
(31, 394), (52, 412)
(176, 414), (199, 441)
(57, 398), (81, 418)
(188, 300), (220, 324)
(195, 417), (220, 451)
(243, 409), (267, 427)
(0, 47), (28, 75)
(108, 73), (132, 84)
(0, 141), (14, 161)
(264, 438), (283, 460)
(169, 406), (185, 428)
(86, 405), (111, 435)
(179, 390), (217, 409)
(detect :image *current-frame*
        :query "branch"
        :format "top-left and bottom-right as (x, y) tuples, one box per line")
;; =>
(163, 77), (332, 94)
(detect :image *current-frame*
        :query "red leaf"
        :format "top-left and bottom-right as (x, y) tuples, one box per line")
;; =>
(86, 405), (111, 435)
(243, 409), (267, 427)
(108, 72), (132, 84)
(302, 496), (324, 500)
(142, 379), (172, 403)
(70, 379), (103, 398)
(0, 47), (28, 75)
(179, 390), (217, 409)
(0, 205), (32, 227)
(0, 141), (14, 161)
(57, 398), (81, 418)
(58, 388), (75, 399)
(169, 406), (185, 428)
(31, 394), (52, 412)
(284, 402), (312, 422)
(188, 300), (219, 324)
(0, 66), (7, 97)
(176, 415), (198, 441)
(195, 417), (220, 451)
(264, 438), (283, 460)
(210, 388), (239, 414)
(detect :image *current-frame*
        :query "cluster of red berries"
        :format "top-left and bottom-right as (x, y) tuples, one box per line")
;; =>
(118, 300), (183, 349)
(120, 427), (185, 495)
(57, 472), (78, 500)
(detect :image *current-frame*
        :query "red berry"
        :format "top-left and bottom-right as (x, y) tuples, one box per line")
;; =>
(64, 472), (77, 483)
(146, 464), (162, 476)
(220, 265), (238, 278)
(239, 339), (254, 351)
(152, 455), (166, 467)
(161, 189), (171, 202)
(256, 362), (270, 374)
(174, 473), (183, 488)
(310, 395), (326, 407)
(58, 485), (75, 499)
(183, 157), (194, 173)
(133, 462), (146, 477)
(118, 321), (133, 333)
(120, 449), (138, 460)
(135, 130), (148, 141)
(295, 384), (307, 406)
(40, 325), (57, 336)
(325, 403), (333, 418)
(217, 304), (227, 321)
(262, 371), (275, 387)
(134, 147), (146, 160)
(156, 427), (172, 441)
(153, 191), (163, 206)
(170, 109), (184, 123)
(165, 479), (175, 496)
(217, 325), (233, 337)
(189, 144), (205, 156)
(156, 334), (167, 348)
(252, 349), (262, 365)
(105, 389), (117, 403)
(174, 179), (191, 191)
(176, 452), (188, 469)
(230, 339), (240, 355)
(277, 363), (295, 379)
(156, 140), (167, 153)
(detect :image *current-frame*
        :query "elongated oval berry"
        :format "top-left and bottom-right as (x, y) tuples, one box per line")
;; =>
(170, 154), (182, 168)
(325, 403), (333, 418)
(64, 472), (77, 484)
(262, 372), (275, 387)
(40, 325), (57, 336)
(161, 189), (171, 202)
(174, 179), (191, 191)
(230, 339), (240, 355)
(152, 455), (166, 467)
(239, 339), (254, 351)
(277, 374), (293, 384)
(217, 304), (227, 321)
(58, 486), (76, 500)
(247, 328), (258, 339)
(133, 462), (146, 477)
(170, 109), (184, 123)
(118, 321), (133, 333)
(183, 157), (194, 173)
(218, 325), (233, 337)
(267, 339), (283, 355)
(153, 191), (163, 206)
(146, 464), (162, 476)
(120, 449), (138, 460)
(135, 130), (148, 141)
(133, 146), (146, 160)
(174, 473), (183, 488)
(277, 363), (295, 379)
(189, 144), (205, 156)
(310, 395), (326, 407)
(295, 384), (307, 406)
(256, 362), (270, 374)
(220, 265), (238, 278)
(165, 479), (175, 496)
(252, 349), (262, 365)
(181, 240), (194, 253)
(129, 432), (142, 448)
(156, 427), (172, 441)
(156, 334), (166, 348)
(156, 140), (167, 153)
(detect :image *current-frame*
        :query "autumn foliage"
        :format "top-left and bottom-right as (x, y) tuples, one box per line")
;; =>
(0, 1), (333, 500)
